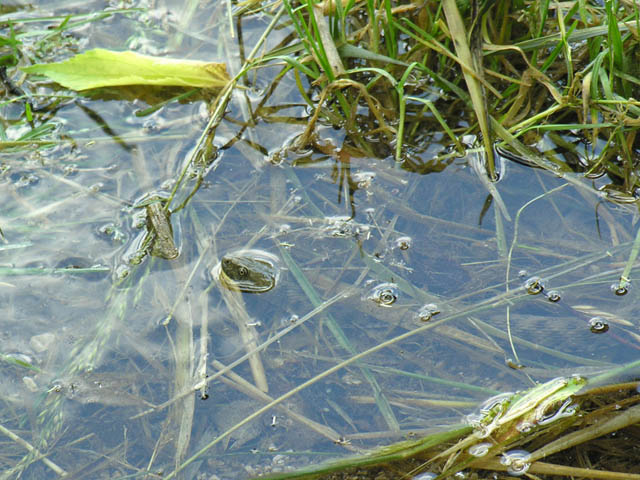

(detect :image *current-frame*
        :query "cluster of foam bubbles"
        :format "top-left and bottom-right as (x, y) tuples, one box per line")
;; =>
(322, 215), (371, 239)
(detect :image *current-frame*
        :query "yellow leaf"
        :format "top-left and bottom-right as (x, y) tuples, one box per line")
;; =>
(21, 48), (229, 90)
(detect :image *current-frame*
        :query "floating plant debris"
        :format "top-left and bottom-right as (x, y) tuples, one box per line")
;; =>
(523, 276), (544, 295)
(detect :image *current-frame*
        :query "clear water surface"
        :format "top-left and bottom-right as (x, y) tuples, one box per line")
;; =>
(1, 2), (639, 479)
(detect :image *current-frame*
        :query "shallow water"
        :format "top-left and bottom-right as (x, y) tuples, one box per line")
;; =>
(1, 2), (640, 479)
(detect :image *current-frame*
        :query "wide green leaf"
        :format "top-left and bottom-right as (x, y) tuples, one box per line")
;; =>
(21, 48), (229, 90)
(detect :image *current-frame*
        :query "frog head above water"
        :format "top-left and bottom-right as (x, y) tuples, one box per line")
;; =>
(218, 249), (280, 293)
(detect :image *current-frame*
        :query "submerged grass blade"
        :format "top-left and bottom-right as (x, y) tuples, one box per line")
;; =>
(617, 224), (640, 290)
(261, 427), (472, 480)
(278, 246), (400, 432)
(530, 403), (640, 463)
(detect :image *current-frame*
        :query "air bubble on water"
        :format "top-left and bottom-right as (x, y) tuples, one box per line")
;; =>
(14, 173), (39, 188)
(523, 276), (544, 294)
(415, 303), (440, 322)
(546, 290), (561, 302)
(395, 236), (413, 250)
(98, 223), (126, 243)
(277, 224), (291, 235)
(518, 269), (528, 278)
(88, 182), (104, 193)
(364, 283), (399, 307)
(412, 473), (437, 480)
(114, 265), (130, 280)
(500, 450), (531, 476)
(611, 279), (631, 296)
(62, 164), (78, 176)
(589, 317), (609, 333)
(468, 442), (492, 457)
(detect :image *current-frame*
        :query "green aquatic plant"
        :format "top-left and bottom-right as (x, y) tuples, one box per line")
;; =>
(259, 372), (640, 479)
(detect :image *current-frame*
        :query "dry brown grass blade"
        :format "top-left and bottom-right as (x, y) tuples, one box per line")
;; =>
(442, 0), (496, 180)
(312, 3), (345, 77)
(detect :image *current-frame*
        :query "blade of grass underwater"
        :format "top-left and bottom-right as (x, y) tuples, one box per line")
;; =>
(0, 266), (110, 275)
(167, 6), (285, 206)
(404, 95), (462, 151)
(616, 224), (640, 292)
(0, 423), (66, 476)
(21, 48), (230, 90)
(442, 0), (496, 180)
(504, 183), (568, 364)
(130, 291), (351, 421)
(210, 359), (343, 444)
(529, 403), (640, 463)
(170, 289), (196, 468)
(278, 245), (400, 432)
(368, 364), (500, 396)
(588, 358), (640, 386)
(468, 316), (611, 367)
(3, 275), (138, 479)
(169, 307), (481, 479)
(259, 426), (472, 480)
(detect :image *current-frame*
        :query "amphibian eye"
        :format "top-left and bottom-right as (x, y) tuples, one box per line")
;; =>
(238, 266), (249, 278)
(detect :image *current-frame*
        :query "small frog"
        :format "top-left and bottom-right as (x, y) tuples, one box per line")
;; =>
(469, 375), (586, 441)
(145, 201), (178, 260)
(218, 250), (280, 293)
